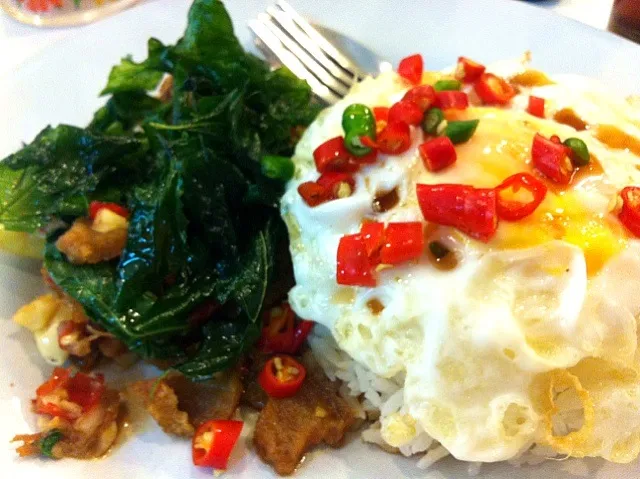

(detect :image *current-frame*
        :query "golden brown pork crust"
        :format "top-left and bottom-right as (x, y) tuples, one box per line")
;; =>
(126, 376), (194, 437)
(55, 218), (127, 264)
(126, 370), (242, 437)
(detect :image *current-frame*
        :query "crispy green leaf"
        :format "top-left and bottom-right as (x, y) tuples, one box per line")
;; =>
(115, 147), (188, 309)
(4, 0), (318, 380)
(176, 318), (260, 381)
(172, 0), (265, 91)
(101, 39), (169, 95)
(44, 242), (122, 335)
(90, 91), (165, 135)
(177, 227), (271, 379)
(0, 126), (145, 232)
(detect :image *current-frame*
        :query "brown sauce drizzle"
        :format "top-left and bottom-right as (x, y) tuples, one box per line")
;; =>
(429, 249), (459, 271)
(510, 69), (555, 88)
(366, 298), (384, 315)
(372, 187), (399, 213)
(594, 124), (640, 157)
(553, 108), (588, 131)
(572, 154), (604, 183)
(425, 236), (459, 272)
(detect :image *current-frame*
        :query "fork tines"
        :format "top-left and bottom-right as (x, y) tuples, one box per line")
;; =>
(249, 0), (364, 104)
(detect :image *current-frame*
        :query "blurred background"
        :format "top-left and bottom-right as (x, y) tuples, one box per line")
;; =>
(0, 0), (637, 80)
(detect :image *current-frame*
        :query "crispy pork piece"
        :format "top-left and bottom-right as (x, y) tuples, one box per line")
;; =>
(56, 218), (127, 264)
(128, 377), (194, 437)
(126, 370), (242, 437)
(253, 353), (356, 475)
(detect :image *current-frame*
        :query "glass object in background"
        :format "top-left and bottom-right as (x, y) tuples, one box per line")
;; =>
(608, 0), (640, 43)
(0, 0), (141, 27)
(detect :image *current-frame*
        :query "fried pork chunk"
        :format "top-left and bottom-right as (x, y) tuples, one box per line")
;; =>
(253, 353), (356, 475)
(56, 217), (127, 264)
(126, 370), (243, 437)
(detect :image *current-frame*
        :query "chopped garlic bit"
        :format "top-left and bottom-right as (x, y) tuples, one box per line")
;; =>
(274, 356), (284, 371)
(13, 294), (59, 332)
(337, 182), (352, 198)
(91, 208), (128, 233)
(315, 406), (328, 418)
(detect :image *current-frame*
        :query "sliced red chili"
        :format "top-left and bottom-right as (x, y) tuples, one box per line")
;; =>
(88, 201), (129, 220)
(380, 222), (424, 264)
(312, 137), (358, 173)
(290, 320), (315, 354)
(298, 181), (329, 207)
(618, 186), (640, 237)
(192, 419), (243, 469)
(474, 73), (516, 105)
(455, 57), (486, 82)
(527, 96), (545, 118)
(337, 234), (376, 286)
(374, 121), (412, 155)
(258, 303), (314, 355)
(403, 84), (437, 111)
(66, 372), (105, 412)
(372, 107), (389, 134)
(416, 184), (498, 242)
(36, 367), (70, 397)
(357, 148), (378, 165)
(531, 133), (574, 185)
(388, 100), (423, 126)
(258, 303), (295, 354)
(495, 172), (548, 221)
(259, 355), (307, 399)
(34, 400), (76, 421)
(372, 107), (390, 122)
(435, 91), (469, 110)
(360, 221), (385, 263)
(317, 172), (356, 199)
(419, 137), (457, 172)
(397, 54), (423, 85)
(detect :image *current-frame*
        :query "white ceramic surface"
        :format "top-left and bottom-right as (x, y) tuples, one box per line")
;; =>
(1, 1), (640, 478)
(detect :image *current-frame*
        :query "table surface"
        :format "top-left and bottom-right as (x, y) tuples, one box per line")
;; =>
(0, 0), (615, 79)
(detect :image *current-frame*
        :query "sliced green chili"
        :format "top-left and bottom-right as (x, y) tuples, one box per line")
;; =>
(261, 155), (295, 181)
(39, 430), (63, 459)
(422, 108), (444, 135)
(563, 137), (590, 166)
(342, 104), (376, 156)
(443, 119), (479, 144)
(433, 79), (462, 92)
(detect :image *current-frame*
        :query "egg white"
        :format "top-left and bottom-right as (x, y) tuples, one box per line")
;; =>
(281, 64), (640, 462)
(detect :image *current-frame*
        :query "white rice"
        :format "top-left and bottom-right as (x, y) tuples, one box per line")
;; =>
(309, 325), (574, 472)
(308, 325), (451, 470)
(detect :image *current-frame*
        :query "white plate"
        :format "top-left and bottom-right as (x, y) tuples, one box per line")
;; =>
(1, 1), (640, 478)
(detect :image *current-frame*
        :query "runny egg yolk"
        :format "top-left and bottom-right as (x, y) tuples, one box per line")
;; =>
(434, 108), (629, 275)
(496, 194), (628, 275)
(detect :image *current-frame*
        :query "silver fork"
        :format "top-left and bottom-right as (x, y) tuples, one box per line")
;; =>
(249, 0), (383, 104)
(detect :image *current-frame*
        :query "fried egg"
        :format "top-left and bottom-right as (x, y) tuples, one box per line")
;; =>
(281, 59), (640, 463)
